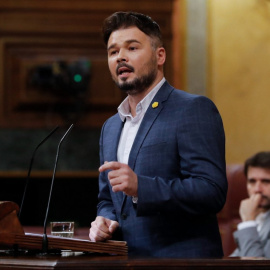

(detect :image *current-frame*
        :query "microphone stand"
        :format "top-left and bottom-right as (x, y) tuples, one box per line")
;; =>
(19, 126), (59, 219)
(42, 124), (74, 254)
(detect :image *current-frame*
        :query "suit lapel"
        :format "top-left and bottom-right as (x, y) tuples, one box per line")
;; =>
(106, 117), (125, 162)
(128, 81), (173, 170)
(106, 117), (125, 204)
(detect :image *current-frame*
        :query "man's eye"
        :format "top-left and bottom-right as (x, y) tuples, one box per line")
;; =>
(109, 50), (117, 56)
(262, 180), (270, 184)
(129, 47), (137, 51)
(248, 180), (256, 184)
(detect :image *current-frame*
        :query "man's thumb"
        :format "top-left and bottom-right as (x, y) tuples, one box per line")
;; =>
(109, 221), (119, 233)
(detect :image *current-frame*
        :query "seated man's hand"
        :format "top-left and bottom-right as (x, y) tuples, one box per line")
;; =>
(89, 216), (119, 242)
(239, 194), (263, 221)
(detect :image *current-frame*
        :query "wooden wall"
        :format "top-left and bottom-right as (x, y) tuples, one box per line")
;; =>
(0, 0), (177, 227)
(0, 0), (174, 129)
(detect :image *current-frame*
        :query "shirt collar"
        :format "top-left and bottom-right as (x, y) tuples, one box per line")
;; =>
(118, 77), (166, 122)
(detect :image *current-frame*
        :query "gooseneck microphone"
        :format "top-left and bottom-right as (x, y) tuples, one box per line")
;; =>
(42, 124), (74, 253)
(18, 126), (59, 219)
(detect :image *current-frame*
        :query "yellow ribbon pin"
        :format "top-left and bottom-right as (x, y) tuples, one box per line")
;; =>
(152, 102), (159, 108)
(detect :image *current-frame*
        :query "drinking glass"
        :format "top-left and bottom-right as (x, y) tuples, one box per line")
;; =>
(50, 221), (74, 238)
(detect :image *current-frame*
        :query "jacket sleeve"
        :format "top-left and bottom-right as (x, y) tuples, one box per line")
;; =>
(232, 227), (270, 258)
(136, 95), (227, 216)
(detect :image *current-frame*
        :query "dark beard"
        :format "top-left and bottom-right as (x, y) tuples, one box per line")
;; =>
(113, 54), (158, 95)
(115, 69), (157, 95)
(259, 195), (270, 210)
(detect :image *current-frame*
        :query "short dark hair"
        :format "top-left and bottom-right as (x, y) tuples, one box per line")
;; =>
(102, 11), (163, 48)
(244, 151), (270, 176)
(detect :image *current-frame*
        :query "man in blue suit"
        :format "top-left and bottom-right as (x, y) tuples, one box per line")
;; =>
(89, 11), (227, 258)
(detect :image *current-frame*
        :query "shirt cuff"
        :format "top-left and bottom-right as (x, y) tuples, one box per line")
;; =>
(237, 220), (257, 230)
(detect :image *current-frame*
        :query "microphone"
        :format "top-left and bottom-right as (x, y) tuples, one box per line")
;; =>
(42, 124), (74, 253)
(18, 126), (59, 219)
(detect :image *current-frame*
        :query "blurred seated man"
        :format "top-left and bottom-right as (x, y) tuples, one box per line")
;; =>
(230, 151), (270, 258)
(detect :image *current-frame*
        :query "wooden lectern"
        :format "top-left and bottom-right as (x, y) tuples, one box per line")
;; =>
(0, 201), (127, 255)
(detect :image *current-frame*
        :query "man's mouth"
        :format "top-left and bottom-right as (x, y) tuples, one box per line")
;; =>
(116, 65), (134, 76)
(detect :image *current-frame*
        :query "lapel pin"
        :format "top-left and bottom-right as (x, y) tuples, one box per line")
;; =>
(152, 102), (159, 109)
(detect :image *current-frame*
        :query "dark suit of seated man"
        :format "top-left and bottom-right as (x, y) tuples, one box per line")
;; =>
(231, 151), (270, 258)
(89, 11), (228, 258)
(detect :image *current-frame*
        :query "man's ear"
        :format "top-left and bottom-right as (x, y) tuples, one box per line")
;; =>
(156, 47), (166, 66)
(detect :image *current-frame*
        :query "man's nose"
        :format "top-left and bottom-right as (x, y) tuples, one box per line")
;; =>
(117, 50), (127, 62)
(254, 182), (263, 193)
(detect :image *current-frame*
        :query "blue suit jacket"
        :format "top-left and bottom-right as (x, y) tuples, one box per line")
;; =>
(97, 81), (227, 258)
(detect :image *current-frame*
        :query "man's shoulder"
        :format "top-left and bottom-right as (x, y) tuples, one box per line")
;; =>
(163, 81), (212, 103)
(167, 87), (216, 109)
